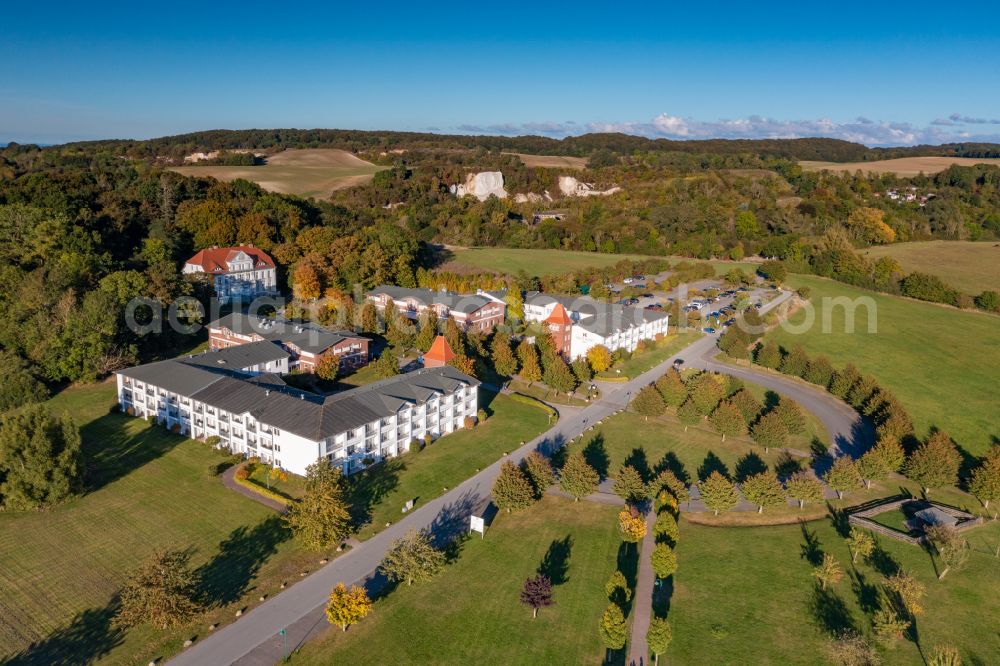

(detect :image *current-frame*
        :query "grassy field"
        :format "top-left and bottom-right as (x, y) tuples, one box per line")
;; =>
(290, 496), (626, 666)
(575, 397), (827, 488)
(170, 149), (384, 199)
(669, 517), (1000, 665)
(0, 383), (317, 665)
(800, 156), (1000, 176)
(444, 247), (756, 277)
(859, 241), (1000, 295)
(765, 275), (999, 457)
(503, 152), (589, 169)
(349, 391), (552, 540)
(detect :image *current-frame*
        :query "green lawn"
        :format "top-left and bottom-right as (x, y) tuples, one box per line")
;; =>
(859, 241), (1000, 296)
(446, 247), (756, 277)
(508, 378), (592, 406)
(349, 391), (552, 540)
(766, 275), (1000, 456)
(597, 330), (702, 380)
(668, 517), (1000, 665)
(572, 401), (825, 488)
(290, 496), (628, 666)
(0, 384), (317, 665)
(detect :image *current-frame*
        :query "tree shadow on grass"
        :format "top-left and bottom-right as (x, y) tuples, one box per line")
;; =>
(8, 602), (123, 666)
(345, 457), (404, 529)
(810, 583), (857, 637)
(734, 452), (768, 482)
(583, 434), (610, 481)
(827, 502), (852, 538)
(800, 523), (824, 566)
(653, 451), (689, 485)
(427, 488), (481, 552)
(763, 390), (781, 412)
(616, 541), (639, 618)
(537, 535), (573, 585)
(623, 447), (652, 483)
(774, 451), (804, 478)
(868, 538), (901, 577)
(81, 414), (184, 494)
(652, 575), (674, 618)
(697, 451), (730, 481)
(196, 514), (291, 607)
(849, 569), (881, 618)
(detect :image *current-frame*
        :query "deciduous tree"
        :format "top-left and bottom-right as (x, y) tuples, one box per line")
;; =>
(284, 460), (352, 550)
(740, 471), (786, 513)
(856, 448), (889, 490)
(0, 405), (82, 510)
(315, 353), (340, 381)
(812, 554), (844, 590)
(633, 385), (666, 420)
(379, 530), (445, 587)
(824, 456), (862, 500)
(372, 350), (400, 379)
(709, 401), (747, 442)
(618, 507), (647, 543)
(904, 431), (961, 493)
(587, 345), (613, 373)
(699, 471), (739, 515)
(785, 471), (825, 509)
(605, 570), (631, 603)
(688, 373), (725, 415)
(599, 603), (628, 650)
(114, 550), (201, 629)
(655, 369), (688, 407)
(780, 345), (810, 378)
(653, 510), (680, 545)
(729, 388), (763, 424)
(559, 451), (599, 501)
(648, 468), (690, 504)
(750, 411), (788, 453)
(885, 571), (925, 617)
(490, 331), (518, 377)
(647, 617), (673, 665)
(520, 574), (554, 618)
(521, 451), (555, 498)
(925, 526), (968, 580)
(676, 399), (702, 431)
(773, 398), (806, 434)
(325, 582), (372, 631)
(492, 460), (535, 512)
(755, 340), (782, 370)
(518, 342), (543, 384)
(613, 465), (647, 504)
(969, 446), (1000, 509)
(846, 528), (875, 564)
(828, 364), (861, 400)
(651, 543), (677, 579)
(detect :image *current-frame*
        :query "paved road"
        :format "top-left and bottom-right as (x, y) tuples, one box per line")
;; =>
(170, 289), (870, 666)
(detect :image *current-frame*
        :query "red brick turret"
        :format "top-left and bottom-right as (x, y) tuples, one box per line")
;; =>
(545, 303), (573, 358)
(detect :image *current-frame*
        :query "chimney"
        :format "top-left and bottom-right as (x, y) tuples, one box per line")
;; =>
(265, 389), (270, 396)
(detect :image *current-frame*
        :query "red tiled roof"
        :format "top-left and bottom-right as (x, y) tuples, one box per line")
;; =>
(545, 303), (573, 326)
(185, 245), (276, 273)
(424, 336), (456, 364)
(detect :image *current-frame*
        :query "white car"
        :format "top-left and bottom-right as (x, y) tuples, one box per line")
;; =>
(623, 277), (634, 285)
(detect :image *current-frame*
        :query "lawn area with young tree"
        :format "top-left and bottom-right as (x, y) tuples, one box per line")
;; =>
(766, 275), (999, 456)
(0, 383), (319, 665)
(289, 496), (623, 665)
(668, 517), (1000, 664)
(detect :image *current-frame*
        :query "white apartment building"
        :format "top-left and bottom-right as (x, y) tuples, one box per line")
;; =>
(523, 292), (670, 360)
(115, 347), (479, 477)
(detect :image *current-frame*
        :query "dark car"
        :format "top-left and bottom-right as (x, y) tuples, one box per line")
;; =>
(672, 358), (684, 368)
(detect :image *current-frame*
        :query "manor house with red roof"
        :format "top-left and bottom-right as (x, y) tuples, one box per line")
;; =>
(183, 245), (279, 303)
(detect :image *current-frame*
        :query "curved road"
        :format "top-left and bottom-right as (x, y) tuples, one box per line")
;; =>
(170, 290), (871, 666)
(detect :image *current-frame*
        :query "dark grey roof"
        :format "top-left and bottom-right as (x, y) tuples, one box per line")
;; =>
(524, 292), (668, 337)
(207, 313), (365, 355)
(117, 358), (225, 395)
(119, 359), (478, 442)
(368, 286), (494, 315)
(186, 340), (289, 369)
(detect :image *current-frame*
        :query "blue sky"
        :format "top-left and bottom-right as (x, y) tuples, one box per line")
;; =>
(3, 2), (999, 146)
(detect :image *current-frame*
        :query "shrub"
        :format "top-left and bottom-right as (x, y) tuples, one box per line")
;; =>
(234, 466), (250, 481)
(205, 435), (221, 447)
(409, 438), (423, 453)
(476, 408), (487, 422)
(463, 416), (475, 429)
(797, 286), (812, 300)
(423, 433), (433, 446)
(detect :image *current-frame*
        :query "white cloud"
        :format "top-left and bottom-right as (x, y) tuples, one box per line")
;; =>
(447, 113), (1000, 147)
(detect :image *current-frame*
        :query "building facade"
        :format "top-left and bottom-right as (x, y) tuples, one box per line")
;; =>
(523, 292), (670, 360)
(207, 313), (369, 372)
(183, 245), (279, 303)
(115, 351), (479, 477)
(366, 286), (505, 332)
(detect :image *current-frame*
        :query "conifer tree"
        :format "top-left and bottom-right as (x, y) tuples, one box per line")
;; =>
(490, 331), (519, 377)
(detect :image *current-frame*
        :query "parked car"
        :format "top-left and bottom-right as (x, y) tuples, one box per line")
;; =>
(623, 277), (634, 285)
(672, 359), (684, 368)
(702, 327), (717, 334)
